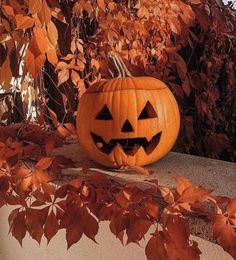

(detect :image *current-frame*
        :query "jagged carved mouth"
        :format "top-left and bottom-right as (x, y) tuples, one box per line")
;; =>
(90, 131), (162, 156)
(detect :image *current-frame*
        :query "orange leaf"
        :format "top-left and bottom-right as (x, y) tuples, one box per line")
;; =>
(227, 198), (236, 216)
(47, 21), (58, 47)
(174, 176), (192, 195)
(3, 5), (15, 16)
(212, 214), (236, 259)
(38, 0), (51, 25)
(56, 123), (76, 138)
(15, 14), (35, 29)
(46, 48), (58, 66)
(57, 69), (69, 86)
(29, 0), (42, 14)
(35, 157), (52, 170)
(178, 186), (211, 203)
(45, 138), (56, 156)
(25, 28), (47, 77)
(97, 0), (106, 12)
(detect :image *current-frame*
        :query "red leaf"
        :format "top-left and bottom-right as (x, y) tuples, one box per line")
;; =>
(66, 219), (83, 249)
(145, 231), (167, 260)
(25, 207), (49, 244)
(144, 199), (159, 218)
(82, 207), (99, 242)
(127, 219), (152, 244)
(44, 210), (58, 244)
(11, 211), (27, 246)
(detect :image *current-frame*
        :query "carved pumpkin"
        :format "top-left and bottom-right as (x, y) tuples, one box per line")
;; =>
(76, 76), (180, 168)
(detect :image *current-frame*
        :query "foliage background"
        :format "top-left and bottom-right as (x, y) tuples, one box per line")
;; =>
(0, 0), (235, 162)
(0, 1), (236, 259)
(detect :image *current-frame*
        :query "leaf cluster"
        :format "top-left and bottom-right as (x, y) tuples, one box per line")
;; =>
(0, 123), (235, 260)
(0, 0), (235, 160)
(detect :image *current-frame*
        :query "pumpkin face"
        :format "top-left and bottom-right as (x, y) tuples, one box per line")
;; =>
(77, 77), (180, 168)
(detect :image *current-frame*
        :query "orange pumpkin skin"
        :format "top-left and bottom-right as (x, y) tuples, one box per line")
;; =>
(76, 77), (180, 168)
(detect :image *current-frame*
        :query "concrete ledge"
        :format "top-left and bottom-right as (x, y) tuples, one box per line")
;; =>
(55, 143), (236, 198)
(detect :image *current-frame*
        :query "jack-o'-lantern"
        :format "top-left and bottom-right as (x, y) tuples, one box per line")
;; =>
(76, 76), (180, 168)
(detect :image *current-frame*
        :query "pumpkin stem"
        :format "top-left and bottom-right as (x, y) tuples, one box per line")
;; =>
(108, 51), (132, 78)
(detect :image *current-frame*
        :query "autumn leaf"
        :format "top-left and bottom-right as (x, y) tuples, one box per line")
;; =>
(25, 28), (47, 77)
(11, 211), (27, 246)
(66, 219), (83, 249)
(97, 0), (106, 12)
(35, 157), (52, 170)
(145, 231), (167, 260)
(57, 69), (69, 86)
(174, 176), (193, 196)
(56, 123), (76, 138)
(81, 207), (99, 242)
(227, 198), (236, 216)
(44, 210), (59, 244)
(127, 219), (152, 244)
(144, 198), (159, 218)
(45, 138), (56, 156)
(25, 207), (49, 244)
(15, 14), (35, 29)
(29, 0), (43, 14)
(2, 5), (15, 17)
(47, 21), (58, 47)
(178, 185), (211, 203)
(38, 0), (51, 25)
(212, 214), (236, 259)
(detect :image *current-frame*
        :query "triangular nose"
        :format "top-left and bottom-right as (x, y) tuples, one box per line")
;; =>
(121, 120), (134, 132)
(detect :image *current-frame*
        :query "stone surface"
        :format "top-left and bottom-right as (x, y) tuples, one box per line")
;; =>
(55, 142), (236, 198)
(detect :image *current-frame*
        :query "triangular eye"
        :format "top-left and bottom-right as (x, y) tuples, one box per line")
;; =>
(138, 101), (157, 119)
(96, 105), (113, 120)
